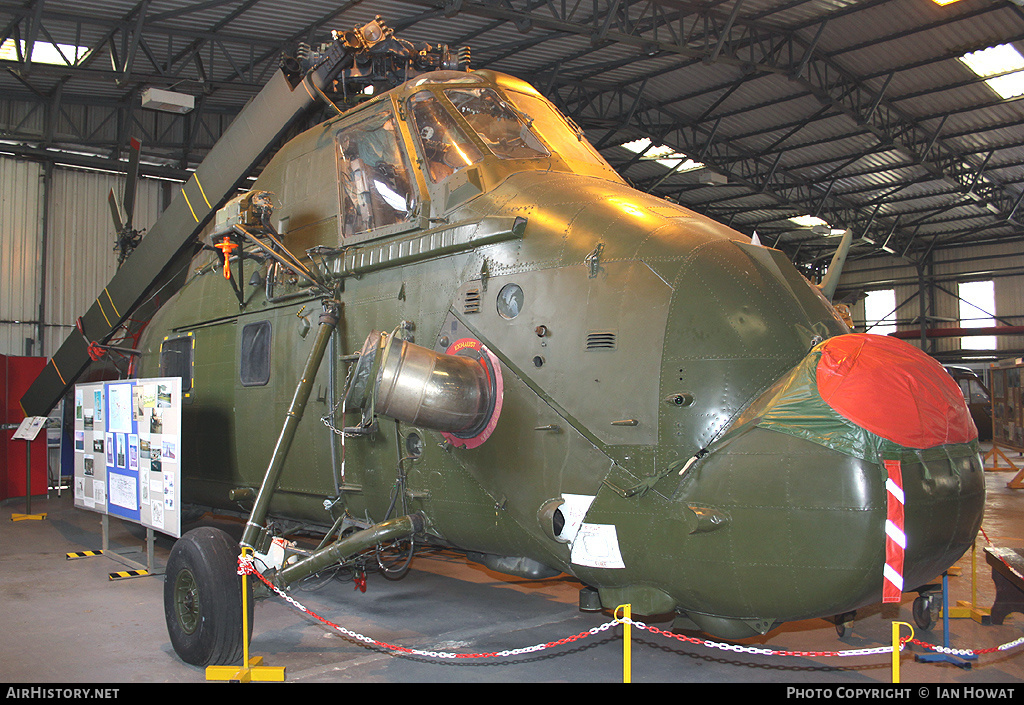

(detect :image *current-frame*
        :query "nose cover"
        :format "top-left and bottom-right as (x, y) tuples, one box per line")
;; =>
(815, 333), (976, 449)
(739, 333), (977, 461)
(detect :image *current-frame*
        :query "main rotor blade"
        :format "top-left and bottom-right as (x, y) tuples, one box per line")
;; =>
(107, 187), (124, 233)
(122, 136), (141, 229)
(819, 228), (853, 302)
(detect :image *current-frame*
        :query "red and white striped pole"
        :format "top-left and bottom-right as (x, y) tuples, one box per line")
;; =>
(883, 459), (905, 603)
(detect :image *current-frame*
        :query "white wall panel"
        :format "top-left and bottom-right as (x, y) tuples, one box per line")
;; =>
(0, 158), (43, 356)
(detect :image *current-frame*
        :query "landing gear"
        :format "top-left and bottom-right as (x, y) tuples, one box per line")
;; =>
(833, 610), (856, 637)
(913, 590), (941, 631)
(164, 527), (253, 666)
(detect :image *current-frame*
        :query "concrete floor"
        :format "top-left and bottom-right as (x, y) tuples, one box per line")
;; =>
(1, 453), (1022, 684)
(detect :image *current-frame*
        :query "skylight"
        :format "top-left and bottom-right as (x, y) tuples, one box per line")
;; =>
(789, 214), (829, 228)
(959, 44), (1024, 100)
(621, 138), (704, 174)
(0, 38), (89, 65)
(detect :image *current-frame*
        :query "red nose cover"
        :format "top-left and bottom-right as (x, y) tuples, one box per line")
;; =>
(816, 334), (976, 448)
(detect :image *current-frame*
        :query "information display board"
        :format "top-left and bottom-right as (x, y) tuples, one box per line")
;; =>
(72, 378), (182, 537)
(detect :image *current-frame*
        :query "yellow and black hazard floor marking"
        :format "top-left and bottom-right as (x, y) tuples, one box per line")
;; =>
(108, 569), (149, 581)
(66, 550), (104, 560)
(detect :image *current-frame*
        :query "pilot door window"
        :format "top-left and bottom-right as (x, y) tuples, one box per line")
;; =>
(408, 90), (484, 183)
(336, 104), (417, 236)
(444, 88), (549, 160)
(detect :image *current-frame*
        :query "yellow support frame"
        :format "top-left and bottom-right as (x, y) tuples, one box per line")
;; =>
(948, 543), (992, 624)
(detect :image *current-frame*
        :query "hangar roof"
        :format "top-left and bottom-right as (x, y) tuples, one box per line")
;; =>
(2, 0), (1022, 270)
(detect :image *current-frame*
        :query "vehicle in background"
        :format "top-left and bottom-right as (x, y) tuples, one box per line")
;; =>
(946, 365), (993, 441)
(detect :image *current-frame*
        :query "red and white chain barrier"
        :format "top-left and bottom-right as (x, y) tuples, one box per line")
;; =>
(237, 555), (1024, 663)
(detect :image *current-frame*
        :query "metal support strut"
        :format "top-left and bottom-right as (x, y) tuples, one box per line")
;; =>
(277, 513), (424, 587)
(241, 299), (340, 551)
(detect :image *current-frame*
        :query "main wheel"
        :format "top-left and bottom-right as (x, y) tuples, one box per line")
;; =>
(164, 527), (253, 666)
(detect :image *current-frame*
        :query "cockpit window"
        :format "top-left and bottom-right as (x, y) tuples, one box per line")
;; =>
(336, 104), (417, 235)
(505, 90), (620, 176)
(444, 88), (549, 160)
(408, 90), (484, 183)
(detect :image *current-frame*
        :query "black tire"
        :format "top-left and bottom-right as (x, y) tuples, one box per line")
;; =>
(913, 595), (935, 631)
(164, 527), (253, 666)
(834, 610), (856, 637)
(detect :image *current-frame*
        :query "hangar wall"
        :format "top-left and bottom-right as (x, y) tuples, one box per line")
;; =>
(841, 240), (1024, 362)
(0, 155), (162, 359)
(0, 158), (42, 358)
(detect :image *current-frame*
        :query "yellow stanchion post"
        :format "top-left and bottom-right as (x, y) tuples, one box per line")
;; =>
(206, 548), (286, 682)
(616, 604), (632, 683)
(891, 621), (914, 683)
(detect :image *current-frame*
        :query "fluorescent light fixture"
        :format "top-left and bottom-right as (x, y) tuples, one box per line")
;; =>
(621, 138), (705, 173)
(1, 38), (88, 65)
(959, 44), (1024, 100)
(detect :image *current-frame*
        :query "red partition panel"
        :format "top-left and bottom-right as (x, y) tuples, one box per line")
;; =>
(2, 355), (49, 501)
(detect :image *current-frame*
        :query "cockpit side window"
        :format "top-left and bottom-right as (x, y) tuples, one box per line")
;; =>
(336, 104), (417, 236)
(408, 90), (484, 183)
(444, 88), (549, 160)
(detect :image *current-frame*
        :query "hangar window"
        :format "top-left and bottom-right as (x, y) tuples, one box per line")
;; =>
(958, 280), (996, 350)
(336, 103), (417, 236)
(160, 335), (193, 394)
(240, 321), (272, 387)
(863, 289), (897, 336)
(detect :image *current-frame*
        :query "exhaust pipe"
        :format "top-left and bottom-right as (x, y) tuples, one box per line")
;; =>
(345, 331), (503, 445)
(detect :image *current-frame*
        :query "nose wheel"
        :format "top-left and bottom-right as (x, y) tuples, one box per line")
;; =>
(912, 587), (941, 631)
(833, 610), (856, 637)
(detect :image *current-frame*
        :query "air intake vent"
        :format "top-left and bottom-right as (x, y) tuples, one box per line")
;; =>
(586, 331), (617, 351)
(463, 288), (481, 314)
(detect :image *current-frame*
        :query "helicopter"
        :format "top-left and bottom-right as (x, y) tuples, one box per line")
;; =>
(21, 18), (984, 667)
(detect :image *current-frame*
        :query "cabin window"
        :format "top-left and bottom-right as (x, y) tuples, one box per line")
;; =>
(240, 321), (272, 387)
(444, 88), (549, 160)
(336, 104), (417, 235)
(408, 90), (483, 182)
(159, 335), (193, 394)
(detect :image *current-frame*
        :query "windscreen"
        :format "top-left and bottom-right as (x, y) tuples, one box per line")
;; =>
(408, 90), (484, 182)
(444, 88), (549, 160)
(505, 90), (619, 175)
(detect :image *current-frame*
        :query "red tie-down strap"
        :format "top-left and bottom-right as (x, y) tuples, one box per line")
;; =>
(87, 341), (106, 361)
(883, 459), (905, 603)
